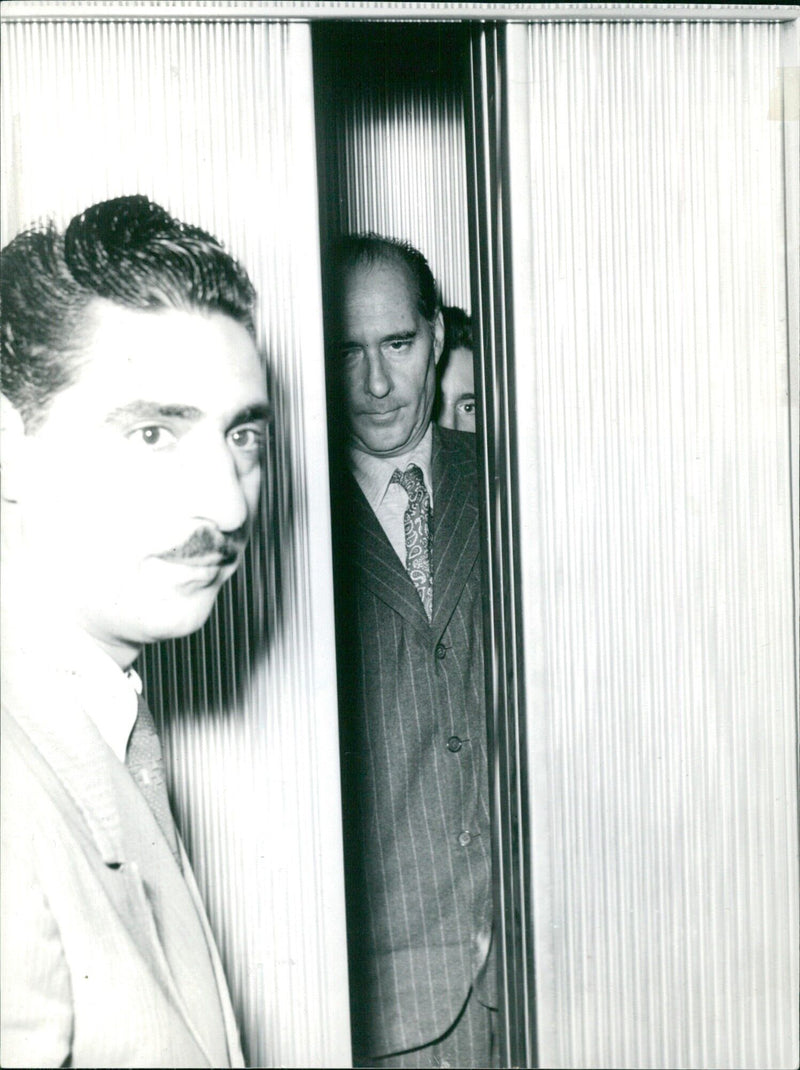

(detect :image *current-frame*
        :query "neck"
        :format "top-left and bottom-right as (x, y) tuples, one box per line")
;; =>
(81, 629), (141, 672)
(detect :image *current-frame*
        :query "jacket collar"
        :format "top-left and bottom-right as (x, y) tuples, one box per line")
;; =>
(2, 657), (129, 865)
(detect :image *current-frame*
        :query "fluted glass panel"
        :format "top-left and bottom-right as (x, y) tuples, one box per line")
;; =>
(1, 16), (350, 1068)
(315, 24), (470, 311)
(506, 19), (798, 1069)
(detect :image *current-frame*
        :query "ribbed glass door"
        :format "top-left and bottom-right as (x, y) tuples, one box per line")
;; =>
(496, 16), (798, 1069)
(1, 13), (350, 1067)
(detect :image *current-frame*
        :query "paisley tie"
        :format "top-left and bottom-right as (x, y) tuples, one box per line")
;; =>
(390, 463), (433, 619)
(125, 692), (182, 867)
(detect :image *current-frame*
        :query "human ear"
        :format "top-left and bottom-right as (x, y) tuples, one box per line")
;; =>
(0, 393), (28, 504)
(432, 309), (445, 364)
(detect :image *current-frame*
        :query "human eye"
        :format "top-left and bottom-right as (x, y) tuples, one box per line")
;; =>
(459, 398), (476, 416)
(385, 338), (412, 354)
(228, 423), (266, 453)
(127, 425), (177, 450)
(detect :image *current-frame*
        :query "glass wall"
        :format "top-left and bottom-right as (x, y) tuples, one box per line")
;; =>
(505, 18), (798, 1068)
(1, 14), (350, 1067)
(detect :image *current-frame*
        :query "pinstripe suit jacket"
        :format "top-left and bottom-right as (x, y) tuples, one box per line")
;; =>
(333, 425), (494, 1059)
(0, 657), (244, 1069)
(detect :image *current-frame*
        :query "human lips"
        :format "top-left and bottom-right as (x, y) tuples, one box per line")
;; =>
(165, 553), (237, 569)
(358, 407), (400, 421)
(154, 551), (241, 590)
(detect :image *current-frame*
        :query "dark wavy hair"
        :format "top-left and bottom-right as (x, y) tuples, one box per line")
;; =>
(442, 305), (472, 356)
(325, 231), (440, 327)
(1, 195), (257, 431)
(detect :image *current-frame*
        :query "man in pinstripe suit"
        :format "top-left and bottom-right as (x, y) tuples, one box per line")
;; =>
(0, 197), (270, 1067)
(326, 234), (496, 1068)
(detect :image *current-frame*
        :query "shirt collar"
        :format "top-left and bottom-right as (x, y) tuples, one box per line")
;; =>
(2, 591), (141, 764)
(60, 640), (141, 763)
(349, 424), (434, 513)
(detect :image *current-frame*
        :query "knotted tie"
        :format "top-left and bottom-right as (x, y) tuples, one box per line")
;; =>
(125, 692), (182, 867)
(390, 463), (433, 619)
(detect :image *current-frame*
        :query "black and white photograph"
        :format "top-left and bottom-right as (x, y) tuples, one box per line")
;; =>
(1, 3), (798, 1068)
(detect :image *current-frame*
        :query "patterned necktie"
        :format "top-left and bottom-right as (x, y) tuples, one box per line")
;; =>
(390, 463), (433, 619)
(125, 692), (182, 867)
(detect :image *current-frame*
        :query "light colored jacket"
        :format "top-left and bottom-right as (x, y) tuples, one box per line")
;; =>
(0, 662), (244, 1069)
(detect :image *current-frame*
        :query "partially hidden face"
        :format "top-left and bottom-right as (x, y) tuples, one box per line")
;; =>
(15, 300), (269, 664)
(334, 259), (444, 458)
(437, 346), (476, 433)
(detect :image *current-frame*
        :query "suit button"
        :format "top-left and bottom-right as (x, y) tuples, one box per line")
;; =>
(458, 830), (472, 847)
(435, 643), (447, 659)
(447, 736), (463, 752)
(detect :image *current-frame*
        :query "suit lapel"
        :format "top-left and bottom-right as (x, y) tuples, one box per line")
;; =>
(3, 672), (222, 1067)
(180, 847), (245, 1067)
(339, 431), (480, 638)
(3, 671), (127, 866)
(347, 474), (431, 635)
(431, 427), (480, 633)
(114, 783), (231, 1068)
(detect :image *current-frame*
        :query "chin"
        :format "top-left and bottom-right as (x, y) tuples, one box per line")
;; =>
(135, 589), (223, 645)
(362, 433), (411, 456)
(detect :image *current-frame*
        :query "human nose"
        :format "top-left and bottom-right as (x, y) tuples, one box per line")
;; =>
(364, 349), (391, 398)
(189, 438), (252, 534)
(438, 402), (456, 431)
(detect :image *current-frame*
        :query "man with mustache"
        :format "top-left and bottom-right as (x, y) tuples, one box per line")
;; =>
(325, 234), (495, 1068)
(0, 196), (270, 1068)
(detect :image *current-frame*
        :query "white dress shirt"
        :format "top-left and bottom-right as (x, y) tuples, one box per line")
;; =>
(349, 424), (434, 567)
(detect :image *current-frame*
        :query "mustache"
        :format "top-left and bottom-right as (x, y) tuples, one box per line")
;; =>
(158, 527), (247, 564)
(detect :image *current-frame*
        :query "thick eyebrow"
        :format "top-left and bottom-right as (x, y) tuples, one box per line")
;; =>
(227, 402), (272, 429)
(105, 401), (204, 425)
(382, 329), (417, 342)
(338, 327), (419, 348)
(104, 400), (272, 429)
